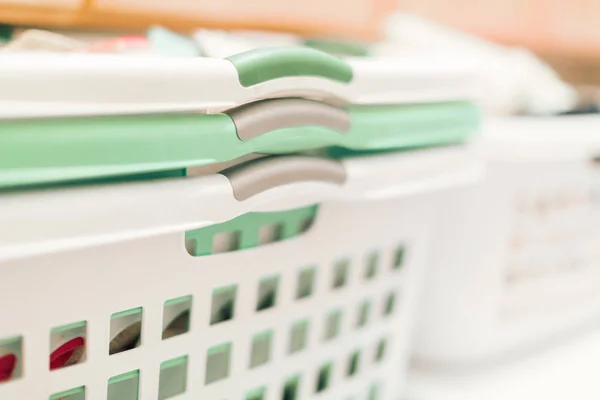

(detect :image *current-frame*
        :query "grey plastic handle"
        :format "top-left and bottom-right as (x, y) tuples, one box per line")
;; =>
(221, 156), (347, 201)
(227, 98), (351, 140)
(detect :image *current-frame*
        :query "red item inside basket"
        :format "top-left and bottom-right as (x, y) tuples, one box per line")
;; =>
(84, 36), (151, 53)
(50, 337), (85, 371)
(0, 354), (17, 382)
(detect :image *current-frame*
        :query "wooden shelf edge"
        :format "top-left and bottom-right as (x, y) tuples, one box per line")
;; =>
(0, 4), (384, 39)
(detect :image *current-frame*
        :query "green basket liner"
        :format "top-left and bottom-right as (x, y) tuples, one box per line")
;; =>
(0, 101), (479, 189)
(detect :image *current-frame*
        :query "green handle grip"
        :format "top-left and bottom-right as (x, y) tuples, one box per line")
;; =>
(226, 47), (354, 87)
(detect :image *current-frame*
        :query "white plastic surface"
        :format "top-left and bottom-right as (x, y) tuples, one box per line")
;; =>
(0, 146), (480, 399)
(0, 145), (481, 262)
(414, 116), (600, 367)
(406, 326), (600, 400)
(0, 54), (479, 118)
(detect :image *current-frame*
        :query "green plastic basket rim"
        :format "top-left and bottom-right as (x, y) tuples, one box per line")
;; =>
(0, 101), (479, 189)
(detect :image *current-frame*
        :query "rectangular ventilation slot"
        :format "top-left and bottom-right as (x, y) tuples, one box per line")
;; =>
(205, 343), (231, 385)
(375, 339), (387, 363)
(49, 386), (85, 400)
(296, 267), (316, 300)
(108, 370), (140, 400)
(393, 245), (405, 270)
(282, 376), (300, 400)
(246, 387), (266, 400)
(356, 300), (371, 328)
(159, 356), (188, 399)
(315, 363), (332, 393)
(256, 276), (279, 312)
(324, 310), (342, 341)
(258, 223), (284, 245)
(162, 296), (192, 340)
(332, 259), (350, 289)
(109, 308), (142, 355)
(383, 292), (396, 317)
(347, 351), (360, 377)
(212, 231), (241, 254)
(289, 320), (309, 354)
(0, 336), (22, 384)
(298, 215), (315, 233)
(368, 384), (379, 400)
(50, 321), (86, 371)
(250, 331), (273, 369)
(365, 252), (379, 280)
(210, 285), (237, 325)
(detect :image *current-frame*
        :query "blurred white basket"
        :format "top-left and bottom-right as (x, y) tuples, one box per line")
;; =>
(416, 116), (600, 367)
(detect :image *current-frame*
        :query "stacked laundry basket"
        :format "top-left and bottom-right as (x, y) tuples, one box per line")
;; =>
(0, 48), (480, 399)
(415, 116), (600, 368)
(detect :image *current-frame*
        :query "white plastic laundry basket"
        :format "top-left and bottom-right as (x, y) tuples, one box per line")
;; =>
(0, 146), (480, 399)
(415, 116), (600, 367)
